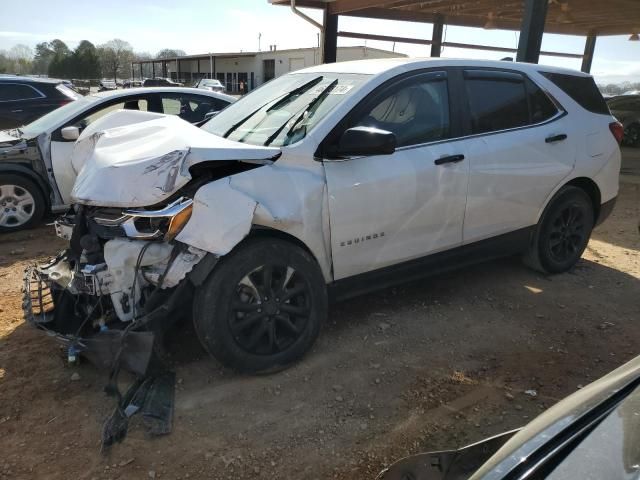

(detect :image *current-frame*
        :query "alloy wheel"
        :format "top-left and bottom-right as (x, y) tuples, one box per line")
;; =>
(548, 204), (586, 263)
(230, 264), (311, 356)
(0, 184), (35, 228)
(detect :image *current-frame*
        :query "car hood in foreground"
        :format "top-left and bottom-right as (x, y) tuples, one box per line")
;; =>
(70, 110), (281, 208)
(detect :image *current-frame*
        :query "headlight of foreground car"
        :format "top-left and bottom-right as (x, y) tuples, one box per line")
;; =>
(94, 197), (193, 241)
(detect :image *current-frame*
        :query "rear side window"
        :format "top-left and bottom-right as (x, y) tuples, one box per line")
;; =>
(526, 78), (559, 123)
(464, 71), (529, 134)
(541, 72), (609, 115)
(0, 83), (44, 101)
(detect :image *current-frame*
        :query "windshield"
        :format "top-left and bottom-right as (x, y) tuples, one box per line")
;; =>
(201, 80), (222, 87)
(21, 96), (96, 136)
(202, 72), (369, 147)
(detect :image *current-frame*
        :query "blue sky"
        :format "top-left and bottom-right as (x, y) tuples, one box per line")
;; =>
(1, 0), (638, 84)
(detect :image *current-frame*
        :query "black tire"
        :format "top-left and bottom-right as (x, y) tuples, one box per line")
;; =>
(193, 237), (328, 374)
(0, 174), (46, 233)
(524, 186), (594, 274)
(624, 123), (640, 147)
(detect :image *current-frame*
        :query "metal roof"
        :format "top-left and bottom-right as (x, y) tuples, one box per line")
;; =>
(270, 0), (640, 36)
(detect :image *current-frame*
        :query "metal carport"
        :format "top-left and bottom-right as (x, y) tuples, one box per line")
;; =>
(271, 0), (640, 72)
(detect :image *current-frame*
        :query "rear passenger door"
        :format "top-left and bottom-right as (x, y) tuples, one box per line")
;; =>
(460, 69), (575, 243)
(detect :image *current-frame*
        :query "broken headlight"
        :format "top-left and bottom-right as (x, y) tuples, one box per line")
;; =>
(93, 197), (193, 241)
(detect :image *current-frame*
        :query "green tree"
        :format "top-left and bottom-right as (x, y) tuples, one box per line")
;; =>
(47, 39), (71, 78)
(33, 42), (54, 74)
(73, 40), (101, 79)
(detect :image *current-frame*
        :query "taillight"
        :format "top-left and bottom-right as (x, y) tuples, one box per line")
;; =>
(609, 121), (624, 144)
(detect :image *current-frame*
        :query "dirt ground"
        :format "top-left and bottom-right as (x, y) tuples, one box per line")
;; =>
(1, 180), (638, 480)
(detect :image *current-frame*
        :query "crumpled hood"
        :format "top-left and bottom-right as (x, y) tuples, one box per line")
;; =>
(70, 110), (281, 207)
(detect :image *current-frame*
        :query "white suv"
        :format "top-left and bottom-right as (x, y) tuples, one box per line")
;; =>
(26, 58), (622, 374)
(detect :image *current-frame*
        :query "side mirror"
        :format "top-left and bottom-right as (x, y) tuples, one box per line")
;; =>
(61, 126), (80, 141)
(336, 126), (396, 157)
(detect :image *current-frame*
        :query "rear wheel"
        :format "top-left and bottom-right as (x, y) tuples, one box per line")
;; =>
(0, 174), (45, 233)
(624, 123), (640, 147)
(524, 186), (594, 274)
(193, 237), (327, 373)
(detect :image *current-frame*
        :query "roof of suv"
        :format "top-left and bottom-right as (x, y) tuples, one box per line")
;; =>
(296, 57), (591, 78)
(0, 75), (63, 85)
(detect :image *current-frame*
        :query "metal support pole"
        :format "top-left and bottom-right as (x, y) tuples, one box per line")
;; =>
(516, 0), (548, 63)
(581, 35), (597, 73)
(430, 15), (444, 57)
(152, 62), (155, 78)
(323, 7), (338, 63)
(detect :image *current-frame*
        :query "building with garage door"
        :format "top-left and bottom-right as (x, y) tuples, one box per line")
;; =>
(131, 46), (405, 94)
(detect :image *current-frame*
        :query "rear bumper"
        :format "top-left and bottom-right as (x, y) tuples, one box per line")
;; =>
(596, 196), (617, 226)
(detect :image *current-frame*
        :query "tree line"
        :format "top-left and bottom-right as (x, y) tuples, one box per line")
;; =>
(0, 40), (187, 81)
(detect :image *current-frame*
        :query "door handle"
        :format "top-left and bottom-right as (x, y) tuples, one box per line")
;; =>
(545, 134), (567, 143)
(434, 154), (465, 166)
(10, 109), (23, 113)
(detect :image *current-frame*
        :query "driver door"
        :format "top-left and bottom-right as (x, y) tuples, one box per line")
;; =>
(323, 71), (469, 280)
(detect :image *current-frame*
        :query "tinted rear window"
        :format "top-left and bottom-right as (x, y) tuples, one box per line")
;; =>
(464, 72), (529, 134)
(541, 72), (609, 115)
(0, 83), (43, 101)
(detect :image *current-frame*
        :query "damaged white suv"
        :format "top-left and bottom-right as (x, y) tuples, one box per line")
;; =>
(25, 59), (621, 374)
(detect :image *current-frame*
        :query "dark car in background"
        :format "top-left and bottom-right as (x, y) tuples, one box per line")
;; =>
(0, 76), (80, 129)
(143, 77), (183, 87)
(607, 94), (640, 146)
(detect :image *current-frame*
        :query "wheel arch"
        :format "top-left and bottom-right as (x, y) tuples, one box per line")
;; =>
(0, 164), (50, 210)
(564, 177), (601, 222)
(537, 176), (601, 225)
(245, 226), (331, 281)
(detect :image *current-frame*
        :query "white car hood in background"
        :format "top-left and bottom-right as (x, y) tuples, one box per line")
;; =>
(70, 110), (281, 207)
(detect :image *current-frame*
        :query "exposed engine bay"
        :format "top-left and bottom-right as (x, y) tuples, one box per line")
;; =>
(23, 198), (219, 448)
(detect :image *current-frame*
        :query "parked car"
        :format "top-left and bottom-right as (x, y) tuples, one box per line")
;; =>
(0, 76), (81, 129)
(379, 353), (640, 480)
(194, 78), (226, 93)
(607, 94), (640, 146)
(0, 87), (235, 231)
(98, 79), (117, 92)
(123, 80), (143, 89)
(24, 59), (620, 376)
(143, 77), (183, 87)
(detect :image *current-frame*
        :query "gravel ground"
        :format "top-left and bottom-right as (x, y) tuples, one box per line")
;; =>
(0, 175), (638, 479)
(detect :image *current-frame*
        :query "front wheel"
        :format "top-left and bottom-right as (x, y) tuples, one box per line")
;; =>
(193, 237), (327, 374)
(524, 186), (594, 274)
(0, 174), (46, 233)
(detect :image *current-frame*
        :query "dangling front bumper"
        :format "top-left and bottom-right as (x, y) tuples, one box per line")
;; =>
(23, 257), (156, 376)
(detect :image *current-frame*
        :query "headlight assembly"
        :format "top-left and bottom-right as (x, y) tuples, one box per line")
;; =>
(93, 197), (193, 241)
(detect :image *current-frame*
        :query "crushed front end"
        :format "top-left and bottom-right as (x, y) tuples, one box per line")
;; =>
(23, 197), (213, 376)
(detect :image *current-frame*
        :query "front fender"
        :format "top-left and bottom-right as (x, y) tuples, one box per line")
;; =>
(175, 164), (332, 282)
